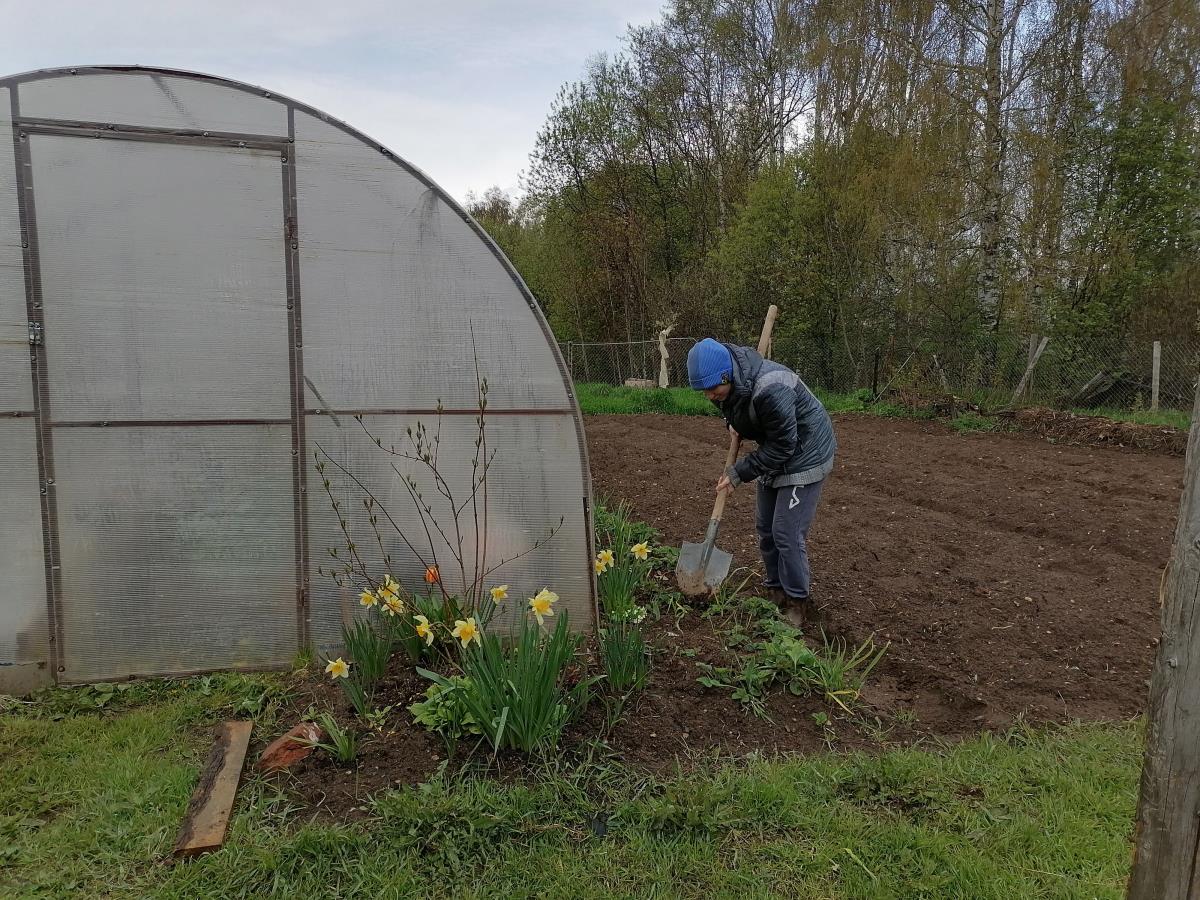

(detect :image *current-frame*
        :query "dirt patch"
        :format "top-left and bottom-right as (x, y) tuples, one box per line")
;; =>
(1008, 407), (1187, 455)
(267, 411), (1179, 815)
(264, 665), (443, 821)
(585, 412), (1180, 727)
(266, 611), (888, 819)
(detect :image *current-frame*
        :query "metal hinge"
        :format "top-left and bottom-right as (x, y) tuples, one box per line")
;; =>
(28, 322), (42, 346)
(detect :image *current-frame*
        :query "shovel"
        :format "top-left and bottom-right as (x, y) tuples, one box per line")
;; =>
(676, 304), (778, 596)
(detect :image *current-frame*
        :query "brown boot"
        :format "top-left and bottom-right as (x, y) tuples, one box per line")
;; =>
(780, 595), (808, 628)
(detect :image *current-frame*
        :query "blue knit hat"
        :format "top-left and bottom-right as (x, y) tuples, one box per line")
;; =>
(687, 339), (733, 390)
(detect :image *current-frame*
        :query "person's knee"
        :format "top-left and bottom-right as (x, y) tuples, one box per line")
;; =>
(771, 522), (795, 552)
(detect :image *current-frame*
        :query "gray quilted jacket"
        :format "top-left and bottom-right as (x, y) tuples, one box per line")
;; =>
(716, 344), (837, 488)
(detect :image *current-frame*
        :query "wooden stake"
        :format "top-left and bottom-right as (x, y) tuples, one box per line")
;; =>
(1010, 336), (1050, 405)
(932, 353), (951, 392)
(174, 720), (252, 858)
(1128, 378), (1200, 898)
(657, 325), (674, 388)
(1152, 341), (1162, 411)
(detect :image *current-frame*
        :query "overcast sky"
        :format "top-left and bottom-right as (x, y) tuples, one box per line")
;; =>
(1, 0), (663, 201)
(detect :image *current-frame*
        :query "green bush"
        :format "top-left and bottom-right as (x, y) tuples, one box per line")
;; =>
(418, 613), (599, 753)
(408, 676), (480, 743)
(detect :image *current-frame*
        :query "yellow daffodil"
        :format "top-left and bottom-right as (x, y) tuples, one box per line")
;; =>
(414, 614), (435, 646)
(597, 548), (615, 568)
(631, 541), (650, 561)
(324, 657), (350, 679)
(489, 584), (509, 603)
(378, 574), (400, 604)
(594, 558), (607, 575)
(451, 617), (481, 648)
(359, 589), (379, 608)
(382, 594), (404, 617)
(529, 588), (558, 625)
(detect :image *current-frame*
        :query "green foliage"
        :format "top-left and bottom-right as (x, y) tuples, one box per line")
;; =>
(810, 632), (890, 712)
(594, 501), (657, 622)
(948, 412), (1001, 434)
(342, 617), (391, 686)
(599, 621), (649, 696)
(407, 677), (480, 743)
(332, 616), (393, 719)
(471, 0), (1200, 420)
(697, 613), (888, 716)
(418, 613), (598, 753)
(309, 712), (359, 764)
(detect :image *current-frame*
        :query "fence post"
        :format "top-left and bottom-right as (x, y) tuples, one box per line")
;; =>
(1127, 378), (1200, 898)
(1152, 341), (1162, 411)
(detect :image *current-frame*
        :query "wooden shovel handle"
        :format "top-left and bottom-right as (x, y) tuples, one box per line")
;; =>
(756, 305), (778, 357)
(709, 304), (779, 523)
(711, 430), (740, 522)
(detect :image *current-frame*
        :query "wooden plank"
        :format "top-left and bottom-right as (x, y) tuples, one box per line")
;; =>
(174, 720), (252, 858)
(1152, 341), (1162, 411)
(1069, 369), (1108, 405)
(1128, 378), (1200, 898)
(1009, 336), (1050, 405)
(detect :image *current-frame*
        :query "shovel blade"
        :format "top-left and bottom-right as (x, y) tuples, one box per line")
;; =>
(675, 540), (734, 597)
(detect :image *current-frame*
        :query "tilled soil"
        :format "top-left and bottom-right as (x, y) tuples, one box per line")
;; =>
(585, 413), (1181, 729)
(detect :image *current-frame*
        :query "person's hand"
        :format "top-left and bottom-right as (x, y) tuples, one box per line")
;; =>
(716, 474), (734, 496)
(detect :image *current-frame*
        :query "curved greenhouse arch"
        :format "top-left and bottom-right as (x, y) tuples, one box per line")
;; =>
(0, 66), (595, 691)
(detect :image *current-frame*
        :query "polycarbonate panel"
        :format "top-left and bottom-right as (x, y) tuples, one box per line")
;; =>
(0, 86), (33, 411)
(54, 426), (297, 682)
(0, 421), (49, 691)
(293, 112), (572, 412)
(31, 136), (291, 420)
(19, 73), (287, 135)
(306, 413), (592, 654)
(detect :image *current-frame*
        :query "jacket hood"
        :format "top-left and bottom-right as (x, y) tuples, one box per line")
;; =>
(725, 344), (764, 402)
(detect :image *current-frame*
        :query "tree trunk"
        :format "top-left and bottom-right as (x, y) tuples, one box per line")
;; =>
(978, 0), (1006, 333)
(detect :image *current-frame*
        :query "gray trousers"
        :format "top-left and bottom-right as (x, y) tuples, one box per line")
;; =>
(755, 477), (826, 600)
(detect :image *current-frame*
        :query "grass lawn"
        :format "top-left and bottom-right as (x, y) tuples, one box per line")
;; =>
(574, 382), (1191, 433)
(573, 383), (875, 418)
(1, 676), (1141, 898)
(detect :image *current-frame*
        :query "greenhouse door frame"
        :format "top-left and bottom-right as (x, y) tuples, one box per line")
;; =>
(11, 94), (310, 682)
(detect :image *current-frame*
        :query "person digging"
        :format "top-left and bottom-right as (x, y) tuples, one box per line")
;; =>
(687, 338), (837, 625)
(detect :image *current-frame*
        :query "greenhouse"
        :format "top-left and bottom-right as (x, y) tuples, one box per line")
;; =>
(0, 66), (594, 693)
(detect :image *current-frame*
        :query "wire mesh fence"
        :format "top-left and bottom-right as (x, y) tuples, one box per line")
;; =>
(562, 332), (1199, 414)
(563, 337), (700, 389)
